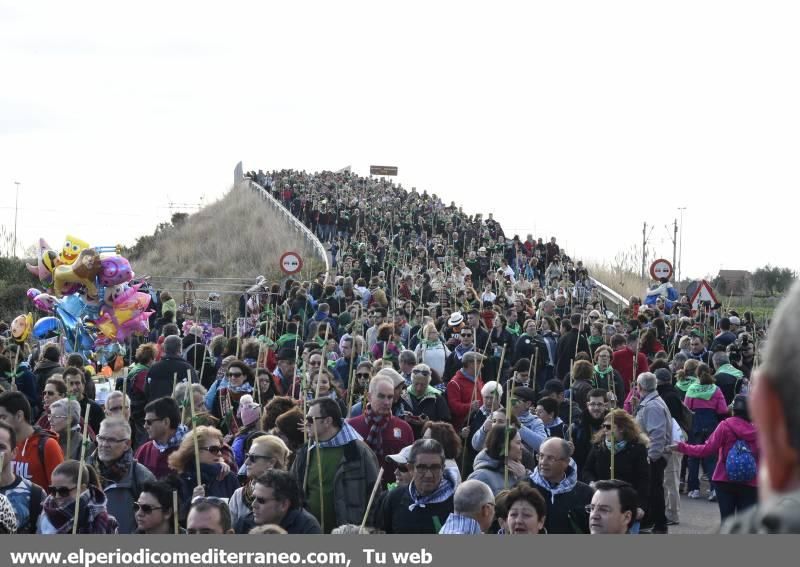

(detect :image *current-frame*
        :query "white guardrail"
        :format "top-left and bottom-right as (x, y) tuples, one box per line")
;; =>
(245, 178), (330, 282)
(590, 277), (630, 311)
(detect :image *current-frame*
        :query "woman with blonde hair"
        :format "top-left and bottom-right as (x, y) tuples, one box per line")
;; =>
(168, 425), (239, 522)
(229, 435), (291, 533)
(582, 409), (650, 530)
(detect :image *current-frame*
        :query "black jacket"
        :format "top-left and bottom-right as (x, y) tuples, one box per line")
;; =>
(144, 355), (198, 403)
(527, 477), (593, 534)
(657, 383), (683, 421)
(581, 441), (650, 511)
(571, 409), (606, 473)
(377, 484), (454, 534)
(233, 505), (321, 535)
(555, 330), (590, 380)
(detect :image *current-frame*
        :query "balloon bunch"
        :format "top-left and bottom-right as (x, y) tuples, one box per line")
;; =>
(22, 235), (153, 353)
(181, 320), (215, 344)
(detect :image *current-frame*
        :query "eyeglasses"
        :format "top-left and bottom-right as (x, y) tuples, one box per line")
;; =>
(48, 485), (76, 498)
(200, 446), (223, 455)
(133, 502), (163, 514)
(49, 414), (68, 420)
(144, 417), (164, 426)
(412, 463), (443, 474)
(245, 453), (273, 463)
(105, 406), (124, 414)
(96, 436), (128, 445)
(305, 415), (327, 424)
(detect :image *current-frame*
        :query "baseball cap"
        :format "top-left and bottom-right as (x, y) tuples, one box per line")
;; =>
(387, 445), (412, 465)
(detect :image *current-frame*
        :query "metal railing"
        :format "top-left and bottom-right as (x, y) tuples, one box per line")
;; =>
(245, 178), (330, 282)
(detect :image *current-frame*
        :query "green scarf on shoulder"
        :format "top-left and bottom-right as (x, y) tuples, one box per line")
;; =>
(685, 382), (717, 401)
(675, 376), (699, 393)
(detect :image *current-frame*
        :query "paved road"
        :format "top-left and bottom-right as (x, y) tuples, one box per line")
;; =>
(668, 490), (722, 534)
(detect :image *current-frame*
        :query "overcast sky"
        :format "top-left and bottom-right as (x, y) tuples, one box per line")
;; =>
(2, 1), (798, 283)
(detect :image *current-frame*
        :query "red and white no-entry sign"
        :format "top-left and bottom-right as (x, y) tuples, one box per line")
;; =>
(649, 259), (673, 281)
(280, 251), (303, 275)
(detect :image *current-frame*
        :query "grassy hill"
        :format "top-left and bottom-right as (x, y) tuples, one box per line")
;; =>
(128, 182), (325, 297)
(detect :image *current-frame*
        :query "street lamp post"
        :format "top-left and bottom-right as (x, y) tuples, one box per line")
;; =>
(13, 181), (20, 258)
(678, 206), (686, 283)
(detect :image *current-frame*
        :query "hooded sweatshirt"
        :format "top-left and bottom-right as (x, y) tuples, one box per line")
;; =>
(467, 450), (526, 495)
(677, 416), (759, 487)
(12, 427), (64, 490)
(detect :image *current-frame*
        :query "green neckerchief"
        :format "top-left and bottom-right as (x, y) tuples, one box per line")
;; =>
(685, 382), (717, 401)
(409, 385), (441, 400)
(507, 322), (522, 337)
(588, 335), (604, 347)
(594, 364), (612, 378)
(675, 376), (699, 392)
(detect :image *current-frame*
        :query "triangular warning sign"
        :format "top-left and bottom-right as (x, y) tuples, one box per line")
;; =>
(689, 279), (718, 311)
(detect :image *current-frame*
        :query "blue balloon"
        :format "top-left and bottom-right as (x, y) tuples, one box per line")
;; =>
(32, 316), (60, 339)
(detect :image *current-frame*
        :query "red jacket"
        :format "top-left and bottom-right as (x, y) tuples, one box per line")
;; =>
(446, 370), (485, 429)
(134, 440), (178, 480)
(611, 347), (649, 394)
(347, 413), (413, 484)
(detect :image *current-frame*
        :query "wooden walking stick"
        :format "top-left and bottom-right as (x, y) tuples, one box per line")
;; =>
(504, 355), (515, 489)
(188, 372), (202, 489)
(567, 358), (575, 439)
(71, 403), (92, 535)
(173, 490), (180, 534)
(66, 394), (74, 457)
(172, 372), (178, 396)
(312, 415), (325, 533)
(360, 468), (384, 532)
(11, 347), (20, 391)
(610, 412), (616, 480)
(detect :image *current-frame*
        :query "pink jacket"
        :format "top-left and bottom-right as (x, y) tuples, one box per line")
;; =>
(684, 387), (729, 415)
(677, 416), (759, 487)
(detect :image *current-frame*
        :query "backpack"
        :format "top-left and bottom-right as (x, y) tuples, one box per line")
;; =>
(725, 438), (757, 482)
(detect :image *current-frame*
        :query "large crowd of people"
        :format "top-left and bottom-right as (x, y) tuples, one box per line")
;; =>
(0, 168), (796, 536)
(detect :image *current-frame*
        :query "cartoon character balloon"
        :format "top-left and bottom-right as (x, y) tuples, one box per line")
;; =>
(26, 238), (58, 286)
(98, 255), (133, 287)
(10, 313), (33, 343)
(27, 288), (59, 313)
(53, 248), (102, 299)
(56, 235), (90, 266)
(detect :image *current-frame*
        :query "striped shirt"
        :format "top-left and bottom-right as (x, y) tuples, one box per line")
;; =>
(438, 513), (482, 535)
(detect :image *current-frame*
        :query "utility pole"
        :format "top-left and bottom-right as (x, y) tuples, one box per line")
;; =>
(672, 219), (678, 278)
(641, 222), (647, 280)
(678, 207), (687, 283)
(13, 181), (20, 258)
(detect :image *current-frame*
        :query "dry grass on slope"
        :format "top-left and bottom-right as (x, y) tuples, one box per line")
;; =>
(132, 183), (324, 283)
(586, 262), (650, 301)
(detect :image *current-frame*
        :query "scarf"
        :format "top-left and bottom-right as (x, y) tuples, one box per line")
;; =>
(363, 404), (390, 457)
(454, 343), (473, 361)
(154, 425), (188, 453)
(686, 383), (717, 401)
(42, 486), (113, 534)
(675, 376), (699, 393)
(420, 338), (443, 349)
(310, 422), (363, 450)
(529, 459), (579, 504)
(604, 438), (628, 453)
(408, 470), (457, 511)
(716, 364), (744, 379)
(97, 449), (134, 484)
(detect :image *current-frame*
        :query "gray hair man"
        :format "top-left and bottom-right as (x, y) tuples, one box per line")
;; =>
(634, 372), (672, 534)
(723, 280), (800, 533)
(439, 479), (495, 534)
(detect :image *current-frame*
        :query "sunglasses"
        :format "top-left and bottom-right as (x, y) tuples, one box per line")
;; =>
(602, 424), (612, 430)
(43, 391), (59, 397)
(356, 373), (371, 378)
(227, 372), (243, 378)
(48, 485), (76, 498)
(133, 502), (162, 514)
(200, 446), (223, 455)
(245, 453), (273, 463)
(460, 333), (473, 338)
(144, 417), (164, 426)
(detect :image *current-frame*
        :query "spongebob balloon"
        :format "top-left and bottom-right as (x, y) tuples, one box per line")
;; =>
(57, 235), (90, 266)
